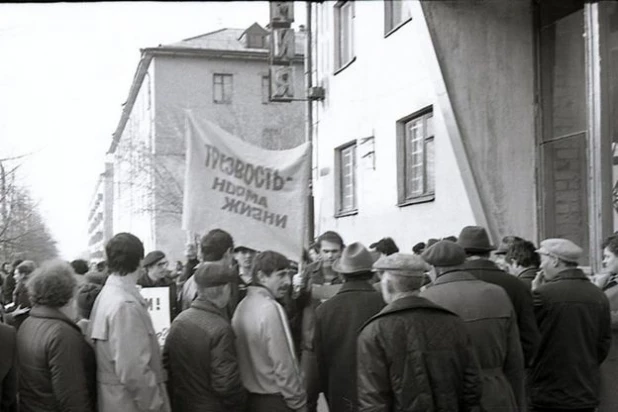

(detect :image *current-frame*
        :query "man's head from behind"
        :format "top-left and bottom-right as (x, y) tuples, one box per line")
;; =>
(373, 253), (430, 304)
(504, 239), (540, 275)
(536, 238), (582, 280)
(194, 262), (235, 309)
(251, 251), (292, 299)
(200, 229), (234, 264)
(316, 231), (344, 268)
(70, 259), (90, 275)
(105, 233), (144, 276)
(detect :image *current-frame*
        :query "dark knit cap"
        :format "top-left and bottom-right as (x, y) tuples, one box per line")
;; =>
(422, 240), (467, 267)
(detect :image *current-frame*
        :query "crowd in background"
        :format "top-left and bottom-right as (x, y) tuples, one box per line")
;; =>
(0, 224), (616, 412)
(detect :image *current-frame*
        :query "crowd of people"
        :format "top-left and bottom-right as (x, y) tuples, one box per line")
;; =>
(0, 224), (617, 412)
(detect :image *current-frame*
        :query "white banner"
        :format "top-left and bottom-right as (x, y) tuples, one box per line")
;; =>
(139, 287), (171, 347)
(181, 112), (310, 259)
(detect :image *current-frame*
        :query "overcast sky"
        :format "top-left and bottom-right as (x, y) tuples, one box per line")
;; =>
(0, 1), (306, 260)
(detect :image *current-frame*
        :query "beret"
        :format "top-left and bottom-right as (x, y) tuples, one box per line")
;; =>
(77, 282), (103, 318)
(143, 251), (165, 267)
(422, 240), (467, 266)
(194, 262), (236, 288)
(373, 253), (430, 274)
(234, 245), (257, 253)
(537, 238), (582, 263)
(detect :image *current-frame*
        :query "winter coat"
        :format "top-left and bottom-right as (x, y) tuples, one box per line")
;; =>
(462, 258), (540, 366)
(599, 278), (618, 411)
(0, 323), (17, 412)
(357, 295), (482, 412)
(516, 267), (537, 290)
(163, 299), (246, 412)
(530, 268), (611, 409)
(307, 279), (385, 412)
(420, 270), (525, 411)
(17, 306), (96, 412)
(88, 274), (170, 412)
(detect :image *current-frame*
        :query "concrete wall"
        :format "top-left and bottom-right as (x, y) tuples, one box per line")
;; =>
(111, 66), (156, 252)
(311, 0), (477, 251)
(422, 0), (537, 241)
(152, 54), (306, 262)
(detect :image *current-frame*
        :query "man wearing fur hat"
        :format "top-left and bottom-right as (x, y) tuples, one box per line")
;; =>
(164, 262), (246, 412)
(306, 242), (384, 412)
(458, 225), (540, 367)
(529, 239), (611, 412)
(357, 252), (482, 411)
(420, 240), (525, 411)
(138, 250), (179, 320)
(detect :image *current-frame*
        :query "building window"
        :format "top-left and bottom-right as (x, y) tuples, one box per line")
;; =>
(384, 0), (412, 35)
(261, 75), (270, 104)
(248, 34), (265, 49)
(213, 73), (233, 104)
(335, 141), (358, 216)
(398, 109), (435, 205)
(335, 1), (355, 71)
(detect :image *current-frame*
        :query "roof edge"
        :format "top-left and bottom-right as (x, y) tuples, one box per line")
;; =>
(107, 52), (153, 154)
(143, 46), (304, 61)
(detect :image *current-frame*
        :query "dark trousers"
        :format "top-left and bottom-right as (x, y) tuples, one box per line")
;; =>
(248, 393), (294, 412)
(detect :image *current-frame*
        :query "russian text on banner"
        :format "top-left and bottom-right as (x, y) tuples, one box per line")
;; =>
(181, 112), (310, 259)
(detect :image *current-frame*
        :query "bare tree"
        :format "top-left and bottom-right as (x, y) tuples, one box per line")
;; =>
(0, 159), (58, 263)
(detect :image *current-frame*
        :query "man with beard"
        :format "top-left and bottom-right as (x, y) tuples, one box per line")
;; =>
(232, 251), (306, 412)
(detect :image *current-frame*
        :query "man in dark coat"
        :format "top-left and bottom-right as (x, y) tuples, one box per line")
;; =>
(163, 262), (246, 412)
(357, 252), (482, 411)
(420, 241), (525, 411)
(458, 225), (540, 367)
(529, 238), (611, 412)
(138, 250), (179, 320)
(0, 322), (17, 412)
(307, 242), (385, 412)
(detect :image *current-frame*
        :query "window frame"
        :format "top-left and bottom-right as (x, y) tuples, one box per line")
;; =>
(384, 0), (412, 37)
(261, 75), (270, 104)
(397, 107), (435, 206)
(213, 73), (233, 104)
(334, 0), (356, 74)
(334, 140), (359, 217)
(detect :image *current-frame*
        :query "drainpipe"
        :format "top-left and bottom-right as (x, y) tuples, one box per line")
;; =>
(305, 1), (315, 246)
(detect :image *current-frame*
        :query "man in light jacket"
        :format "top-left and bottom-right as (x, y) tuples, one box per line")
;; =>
(232, 250), (306, 412)
(88, 232), (170, 412)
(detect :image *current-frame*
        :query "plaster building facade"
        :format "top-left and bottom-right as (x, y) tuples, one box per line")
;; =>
(87, 162), (114, 260)
(106, 23), (306, 262)
(309, 0), (618, 271)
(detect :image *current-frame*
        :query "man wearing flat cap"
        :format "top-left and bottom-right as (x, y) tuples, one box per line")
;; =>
(420, 240), (525, 411)
(528, 238), (611, 412)
(357, 251), (482, 411)
(305, 242), (384, 412)
(138, 250), (179, 320)
(458, 225), (540, 367)
(163, 262), (246, 412)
